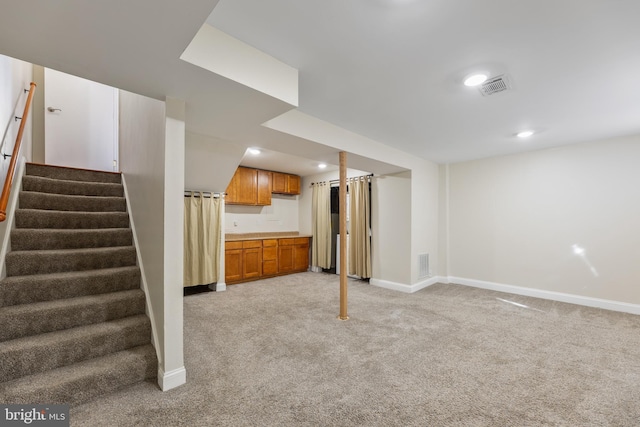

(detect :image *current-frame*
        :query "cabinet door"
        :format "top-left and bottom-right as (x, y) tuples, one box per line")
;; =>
(225, 249), (243, 282)
(272, 172), (287, 193)
(236, 167), (258, 205)
(287, 174), (301, 195)
(257, 170), (272, 205)
(262, 247), (278, 275)
(243, 247), (263, 279)
(278, 244), (295, 273)
(293, 238), (310, 271)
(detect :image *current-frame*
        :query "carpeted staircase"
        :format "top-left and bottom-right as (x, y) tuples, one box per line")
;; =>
(0, 163), (157, 404)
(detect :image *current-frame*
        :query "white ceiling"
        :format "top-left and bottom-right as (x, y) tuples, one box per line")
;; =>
(1, 0), (639, 176)
(208, 0), (640, 163)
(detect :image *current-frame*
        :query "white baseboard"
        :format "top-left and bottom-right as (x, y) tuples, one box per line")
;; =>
(448, 276), (640, 315)
(213, 282), (226, 292)
(158, 366), (187, 391)
(370, 276), (443, 294)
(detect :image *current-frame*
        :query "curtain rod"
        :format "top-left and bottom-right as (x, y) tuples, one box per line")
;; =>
(311, 173), (373, 186)
(184, 190), (226, 198)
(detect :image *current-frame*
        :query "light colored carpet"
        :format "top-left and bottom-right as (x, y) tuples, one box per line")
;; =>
(71, 272), (640, 426)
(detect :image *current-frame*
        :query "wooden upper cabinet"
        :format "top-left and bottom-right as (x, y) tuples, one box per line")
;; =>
(227, 167), (300, 205)
(226, 167), (272, 206)
(257, 170), (272, 206)
(226, 167), (256, 205)
(272, 172), (287, 194)
(287, 175), (301, 195)
(272, 171), (301, 195)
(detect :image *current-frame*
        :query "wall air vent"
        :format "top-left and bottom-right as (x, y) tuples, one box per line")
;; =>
(479, 74), (512, 96)
(418, 253), (429, 279)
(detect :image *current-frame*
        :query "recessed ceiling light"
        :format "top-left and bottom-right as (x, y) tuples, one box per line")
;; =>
(464, 73), (488, 87)
(516, 130), (534, 138)
(318, 163), (327, 169)
(247, 148), (261, 155)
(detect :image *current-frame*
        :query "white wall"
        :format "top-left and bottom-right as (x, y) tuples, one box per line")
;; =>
(31, 65), (44, 163)
(437, 164), (450, 277)
(371, 171), (412, 285)
(0, 54), (33, 180)
(410, 159), (440, 284)
(162, 98), (186, 390)
(226, 196), (299, 234)
(447, 134), (640, 306)
(119, 90), (186, 390)
(0, 54), (33, 271)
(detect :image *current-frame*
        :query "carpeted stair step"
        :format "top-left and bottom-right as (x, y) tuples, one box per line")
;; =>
(0, 266), (141, 307)
(25, 163), (121, 184)
(0, 344), (156, 405)
(5, 246), (136, 277)
(10, 228), (133, 251)
(15, 209), (129, 229)
(0, 315), (151, 383)
(1, 162), (157, 404)
(0, 289), (146, 342)
(19, 191), (126, 212)
(22, 174), (124, 197)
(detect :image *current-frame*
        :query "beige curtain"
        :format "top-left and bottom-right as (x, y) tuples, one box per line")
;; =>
(312, 182), (332, 269)
(348, 176), (371, 278)
(184, 193), (222, 287)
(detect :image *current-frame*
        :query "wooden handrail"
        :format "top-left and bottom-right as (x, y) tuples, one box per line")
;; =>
(0, 82), (37, 222)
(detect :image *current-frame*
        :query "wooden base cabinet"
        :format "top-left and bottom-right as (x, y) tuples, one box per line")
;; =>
(224, 242), (244, 283)
(262, 239), (279, 276)
(225, 237), (309, 284)
(278, 243), (295, 273)
(242, 240), (263, 280)
(278, 238), (310, 274)
(225, 240), (262, 283)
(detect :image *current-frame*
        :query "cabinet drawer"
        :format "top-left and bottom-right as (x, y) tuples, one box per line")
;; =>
(263, 239), (278, 247)
(243, 240), (262, 249)
(263, 246), (277, 261)
(294, 237), (309, 245)
(226, 241), (243, 250)
(279, 238), (295, 246)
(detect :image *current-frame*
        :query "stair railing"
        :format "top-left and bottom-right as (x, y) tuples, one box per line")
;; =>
(0, 82), (36, 222)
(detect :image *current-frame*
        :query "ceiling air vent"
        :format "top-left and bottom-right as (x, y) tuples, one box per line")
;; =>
(479, 74), (511, 96)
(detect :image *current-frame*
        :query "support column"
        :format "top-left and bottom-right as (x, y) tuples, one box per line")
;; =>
(338, 151), (349, 320)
